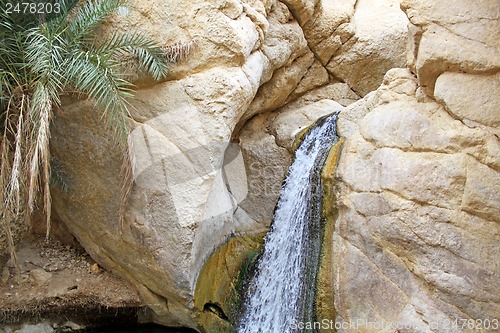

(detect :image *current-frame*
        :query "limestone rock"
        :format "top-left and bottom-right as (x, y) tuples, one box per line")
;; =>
(29, 269), (52, 287)
(435, 72), (500, 130)
(282, 0), (355, 61)
(238, 117), (291, 225)
(326, 0), (409, 96)
(105, 0), (263, 78)
(461, 157), (500, 222)
(194, 234), (264, 332)
(401, 0), (500, 95)
(271, 99), (343, 150)
(282, 0), (408, 97)
(1, 266), (9, 285)
(0, 215), (30, 273)
(14, 323), (54, 333)
(243, 51), (315, 121)
(60, 322), (83, 331)
(332, 68), (500, 331)
(285, 82), (360, 111)
(286, 59), (330, 101)
(237, 99), (341, 225)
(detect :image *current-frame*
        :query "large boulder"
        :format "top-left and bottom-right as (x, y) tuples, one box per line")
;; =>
(282, 0), (409, 96)
(435, 72), (500, 133)
(331, 68), (500, 331)
(325, 1), (500, 329)
(326, 0), (409, 96)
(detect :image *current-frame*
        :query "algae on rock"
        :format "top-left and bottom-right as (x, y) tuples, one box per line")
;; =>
(316, 138), (344, 333)
(194, 234), (265, 333)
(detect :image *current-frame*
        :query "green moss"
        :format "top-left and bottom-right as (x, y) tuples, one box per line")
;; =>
(232, 249), (261, 315)
(194, 234), (265, 333)
(316, 137), (344, 333)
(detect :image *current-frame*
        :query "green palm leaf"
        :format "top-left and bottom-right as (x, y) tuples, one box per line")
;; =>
(25, 26), (66, 106)
(96, 31), (169, 80)
(0, 0), (191, 273)
(65, 49), (133, 138)
(68, 0), (126, 42)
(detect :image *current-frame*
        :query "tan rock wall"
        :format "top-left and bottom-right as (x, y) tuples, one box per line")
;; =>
(401, 0), (500, 96)
(333, 68), (500, 331)
(50, 0), (381, 328)
(327, 1), (500, 331)
(49, 0), (500, 329)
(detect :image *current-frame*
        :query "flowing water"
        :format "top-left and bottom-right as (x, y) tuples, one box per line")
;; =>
(237, 113), (340, 333)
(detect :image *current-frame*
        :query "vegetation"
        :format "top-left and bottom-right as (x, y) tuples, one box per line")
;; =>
(0, 0), (187, 271)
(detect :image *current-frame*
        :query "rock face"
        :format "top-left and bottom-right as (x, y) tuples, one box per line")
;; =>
(42, 0), (499, 332)
(401, 0), (500, 97)
(331, 0), (500, 328)
(333, 68), (500, 331)
(51, 0), (401, 329)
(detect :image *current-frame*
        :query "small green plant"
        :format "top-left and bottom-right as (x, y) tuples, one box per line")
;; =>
(0, 0), (189, 271)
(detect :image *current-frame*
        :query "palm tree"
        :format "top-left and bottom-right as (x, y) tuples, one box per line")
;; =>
(0, 0), (187, 271)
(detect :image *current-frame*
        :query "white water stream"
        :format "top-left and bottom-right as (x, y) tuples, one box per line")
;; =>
(237, 114), (339, 333)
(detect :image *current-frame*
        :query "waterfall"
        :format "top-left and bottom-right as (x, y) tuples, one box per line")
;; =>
(237, 113), (339, 333)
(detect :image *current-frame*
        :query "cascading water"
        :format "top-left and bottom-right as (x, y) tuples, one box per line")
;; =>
(237, 113), (340, 333)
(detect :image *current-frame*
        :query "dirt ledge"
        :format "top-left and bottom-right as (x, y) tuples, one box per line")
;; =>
(0, 235), (144, 328)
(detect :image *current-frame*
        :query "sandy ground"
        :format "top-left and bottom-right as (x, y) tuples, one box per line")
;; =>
(0, 235), (143, 326)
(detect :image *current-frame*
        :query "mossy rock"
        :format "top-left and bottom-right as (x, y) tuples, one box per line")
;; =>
(316, 137), (344, 332)
(194, 233), (265, 333)
(292, 124), (314, 153)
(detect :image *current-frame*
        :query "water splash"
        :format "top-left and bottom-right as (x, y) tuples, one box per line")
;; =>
(237, 113), (340, 333)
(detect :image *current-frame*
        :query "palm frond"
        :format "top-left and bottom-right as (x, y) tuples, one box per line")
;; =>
(47, 0), (80, 23)
(25, 25), (67, 105)
(0, 100), (13, 211)
(6, 95), (26, 214)
(96, 31), (170, 80)
(0, 70), (12, 111)
(162, 40), (196, 63)
(0, 97), (20, 277)
(65, 50), (133, 139)
(23, 26), (64, 238)
(27, 83), (53, 239)
(0, 20), (27, 99)
(68, 0), (126, 42)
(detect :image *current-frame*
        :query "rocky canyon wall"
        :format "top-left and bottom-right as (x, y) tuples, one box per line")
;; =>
(331, 0), (499, 331)
(40, 0), (499, 332)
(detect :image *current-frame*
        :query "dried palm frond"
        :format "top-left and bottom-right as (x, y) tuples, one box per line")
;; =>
(119, 138), (135, 231)
(0, 100), (20, 276)
(162, 40), (197, 63)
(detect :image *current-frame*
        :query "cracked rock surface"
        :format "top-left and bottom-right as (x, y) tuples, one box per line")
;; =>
(334, 68), (499, 331)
